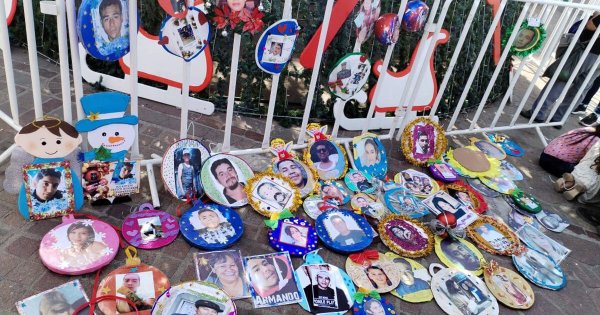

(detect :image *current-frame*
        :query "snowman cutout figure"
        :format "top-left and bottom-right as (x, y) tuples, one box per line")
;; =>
(76, 92), (139, 204)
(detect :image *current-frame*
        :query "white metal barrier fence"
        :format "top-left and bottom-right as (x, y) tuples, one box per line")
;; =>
(0, 0), (598, 207)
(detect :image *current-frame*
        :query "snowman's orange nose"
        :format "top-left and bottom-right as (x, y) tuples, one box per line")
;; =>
(108, 136), (124, 143)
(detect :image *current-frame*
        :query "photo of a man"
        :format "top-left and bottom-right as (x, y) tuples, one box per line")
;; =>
(348, 171), (373, 191)
(210, 158), (247, 205)
(116, 272), (155, 312)
(303, 268), (350, 313)
(327, 215), (366, 246)
(99, 0), (123, 42)
(276, 159), (308, 191)
(244, 253), (302, 308)
(440, 238), (481, 271)
(393, 258), (430, 299)
(255, 180), (291, 210)
(32, 168), (64, 204)
(194, 299), (223, 315)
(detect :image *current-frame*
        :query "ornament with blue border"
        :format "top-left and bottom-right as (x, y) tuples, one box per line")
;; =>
(159, 5), (211, 62)
(315, 209), (373, 254)
(265, 211), (318, 256)
(383, 187), (429, 218)
(295, 249), (356, 314)
(345, 169), (376, 194)
(512, 246), (566, 290)
(179, 200), (244, 250)
(352, 133), (388, 180)
(255, 19), (300, 74)
(486, 133), (525, 157)
(351, 288), (396, 315)
(77, 0), (136, 61)
(402, 0), (429, 32)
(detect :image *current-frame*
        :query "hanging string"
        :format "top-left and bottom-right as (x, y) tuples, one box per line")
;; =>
(71, 268), (140, 315)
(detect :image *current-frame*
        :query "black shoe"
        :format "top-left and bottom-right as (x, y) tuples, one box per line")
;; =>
(580, 113), (599, 127)
(577, 207), (600, 226)
(521, 110), (544, 123)
(572, 104), (588, 115)
(553, 125), (563, 130)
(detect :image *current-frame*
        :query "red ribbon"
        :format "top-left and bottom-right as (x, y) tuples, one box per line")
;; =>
(349, 249), (379, 265)
(71, 268), (140, 315)
(318, 196), (339, 212)
(175, 191), (199, 217)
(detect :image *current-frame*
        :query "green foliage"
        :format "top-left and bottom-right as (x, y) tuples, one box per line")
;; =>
(9, 0), (523, 124)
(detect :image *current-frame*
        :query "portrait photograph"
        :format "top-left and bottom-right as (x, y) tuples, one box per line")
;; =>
(158, 6), (211, 61)
(383, 187), (429, 218)
(344, 169), (375, 193)
(437, 237), (483, 274)
(351, 193), (386, 220)
(423, 191), (478, 229)
(389, 256), (432, 303)
(447, 188), (475, 211)
(279, 221), (309, 248)
(252, 177), (293, 213)
(114, 270), (156, 312)
(327, 53), (371, 101)
(346, 257), (400, 293)
(308, 140), (346, 180)
(244, 252), (302, 308)
(201, 154), (254, 207)
(49, 220), (110, 271)
(384, 218), (430, 253)
(513, 26), (540, 51)
(401, 117), (447, 166)
(516, 224), (571, 264)
(323, 212), (367, 247)
(16, 280), (90, 315)
(411, 124), (435, 160)
(396, 169), (439, 197)
(297, 264), (352, 313)
(467, 178), (500, 198)
(513, 247), (566, 289)
(507, 208), (541, 231)
(352, 133), (388, 180)
(261, 34), (296, 64)
(354, 0), (381, 44)
(91, 0), (130, 56)
(273, 158), (315, 197)
(216, 0), (261, 13)
(24, 162), (74, 220)
(500, 160), (523, 181)
(173, 147), (203, 200)
(194, 250), (250, 299)
(440, 273), (493, 315)
(302, 195), (327, 220)
(474, 223), (512, 252)
(535, 209), (569, 232)
(486, 267), (534, 309)
(155, 281), (234, 315)
(161, 138), (210, 201)
(137, 216), (163, 241)
(320, 180), (351, 205)
(189, 206), (236, 245)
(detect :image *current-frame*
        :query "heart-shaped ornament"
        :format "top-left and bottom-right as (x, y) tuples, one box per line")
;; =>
(126, 230), (138, 237)
(158, 36), (169, 45)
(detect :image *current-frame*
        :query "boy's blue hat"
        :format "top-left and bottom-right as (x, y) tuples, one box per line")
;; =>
(75, 92), (138, 132)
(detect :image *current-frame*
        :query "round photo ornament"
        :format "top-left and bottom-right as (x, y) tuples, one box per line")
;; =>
(265, 213), (318, 256)
(345, 250), (400, 294)
(345, 169), (376, 194)
(295, 250), (356, 314)
(77, 0), (134, 61)
(512, 246), (566, 290)
(158, 5), (211, 62)
(200, 153), (254, 207)
(429, 263), (499, 315)
(394, 169), (439, 198)
(39, 215), (120, 275)
(319, 180), (352, 205)
(246, 172), (302, 217)
(378, 215), (434, 258)
(504, 19), (546, 58)
(255, 19), (300, 75)
(302, 195), (331, 220)
(443, 181), (488, 214)
(480, 175), (517, 195)
(352, 132), (388, 180)
(351, 291), (397, 315)
(434, 236), (485, 276)
(151, 281), (237, 315)
(161, 138), (210, 201)
(315, 209), (373, 254)
(121, 203), (179, 249)
(470, 138), (507, 160)
(466, 216), (520, 256)
(486, 133), (525, 157)
(401, 117), (448, 166)
(304, 123), (349, 181)
(446, 146), (501, 179)
(385, 252), (433, 303)
(327, 53), (371, 101)
(429, 161), (460, 182)
(383, 187), (429, 218)
(179, 201), (244, 250)
(511, 189), (542, 214)
(350, 193), (388, 221)
(97, 247), (170, 315)
(270, 138), (318, 197)
(483, 260), (535, 309)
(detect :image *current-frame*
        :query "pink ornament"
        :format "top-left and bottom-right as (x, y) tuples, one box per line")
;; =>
(122, 203), (179, 249)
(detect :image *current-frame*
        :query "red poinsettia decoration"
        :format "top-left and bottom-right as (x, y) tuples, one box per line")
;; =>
(213, 5), (242, 29)
(239, 8), (265, 34)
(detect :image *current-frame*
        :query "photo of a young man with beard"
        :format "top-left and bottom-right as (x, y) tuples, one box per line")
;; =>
(210, 158), (247, 205)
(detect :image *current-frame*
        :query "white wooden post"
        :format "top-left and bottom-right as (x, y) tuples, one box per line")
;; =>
(222, 33), (242, 152)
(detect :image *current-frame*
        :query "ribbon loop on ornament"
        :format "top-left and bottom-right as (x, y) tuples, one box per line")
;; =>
(349, 249), (379, 265)
(125, 246), (141, 266)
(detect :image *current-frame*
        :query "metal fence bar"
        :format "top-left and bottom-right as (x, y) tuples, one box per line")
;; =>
(65, 0), (85, 121)
(0, 0), (19, 126)
(559, 50), (600, 124)
(22, 0), (43, 118)
(222, 33), (242, 152)
(55, 0), (72, 124)
(445, 0), (508, 132)
(430, 0), (481, 117)
(129, 0), (140, 157)
(468, 2), (530, 130)
(297, 0), (334, 144)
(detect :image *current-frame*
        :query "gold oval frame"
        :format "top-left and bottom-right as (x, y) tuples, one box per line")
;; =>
(245, 172), (302, 217)
(378, 214), (434, 258)
(434, 235), (485, 276)
(442, 181), (488, 214)
(304, 139), (349, 181)
(466, 216), (520, 256)
(484, 260), (535, 309)
(401, 117), (448, 166)
(270, 158), (319, 198)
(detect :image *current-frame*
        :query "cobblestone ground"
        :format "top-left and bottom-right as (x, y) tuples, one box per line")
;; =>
(0, 48), (599, 314)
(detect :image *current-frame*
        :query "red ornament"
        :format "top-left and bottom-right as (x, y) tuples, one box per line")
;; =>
(436, 212), (457, 228)
(374, 13), (400, 45)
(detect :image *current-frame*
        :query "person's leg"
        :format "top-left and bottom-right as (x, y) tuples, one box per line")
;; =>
(539, 152), (576, 177)
(524, 81), (567, 121)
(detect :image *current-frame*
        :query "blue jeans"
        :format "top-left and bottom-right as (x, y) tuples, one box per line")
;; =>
(582, 75), (600, 114)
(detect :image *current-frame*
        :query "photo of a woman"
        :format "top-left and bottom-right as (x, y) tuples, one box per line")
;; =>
(365, 266), (392, 290)
(59, 221), (108, 269)
(280, 223), (308, 247)
(364, 298), (387, 315)
(491, 273), (531, 306)
(193, 207), (236, 245)
(202, 251), (250, 299)
(361, 138), (381, 167)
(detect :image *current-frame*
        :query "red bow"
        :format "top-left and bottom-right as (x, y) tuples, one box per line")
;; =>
(349, 249), (379, 265)
(313, 132), (328, 141)
(278, 151), (294, 160)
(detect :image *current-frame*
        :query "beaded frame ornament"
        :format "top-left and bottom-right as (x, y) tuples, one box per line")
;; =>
(442, 181), (488, 214)
(304, 123), (349, 181)
(401, 117), (448, 167)
(378, 215), (434, 258)
(268, 217), (318, 256)
(270, 138), (318, 197)
(245, 172), (302, 217)
(483, 260), (535, 309)
(466, 216), (520, 256)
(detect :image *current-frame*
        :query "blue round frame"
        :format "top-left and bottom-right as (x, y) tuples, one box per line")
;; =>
(268, 217), (318, 256)
(315, 209), (373, 254)
(512, 246), (566, 290)
(179, 201), (244, 250)
(384, 187), (429, 218)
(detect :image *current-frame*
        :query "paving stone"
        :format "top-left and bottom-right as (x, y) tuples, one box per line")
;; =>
(5, 236), (39, 259)
(3, 260), (45, 284)
(33, 272), (74, 293)
(0, 254), (20, 278)
(153, 256), (183, 279)
(27, 218), (60, 237)
(161, 237), (191, 260)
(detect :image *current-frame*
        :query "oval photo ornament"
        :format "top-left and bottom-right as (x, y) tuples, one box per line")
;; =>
(122, 204), (179, 249)
(505, 20), (546, 58)
(483, 260), (534, 309)
(161, 138), (210, 201)
(255, 19), (300, 74)
(378, 215), (434, 258)
(327, 53), (371, 101)
(200, 153), (254, 207)
(159, 6), (211, 61)
(383, 187), (429, 218)
(345, 252), (400, 294)
(352, 133), (388, 180)
(512, 246), (566, 290)
(179, 202), (244, 250)
(434, 236), (485, 276)
(315, 209), (373, 254)
(466, 216), (520, 256)
(401, 117), (447, 166)
(385, 252), (433, 303)
(246, 172), (302, 217)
